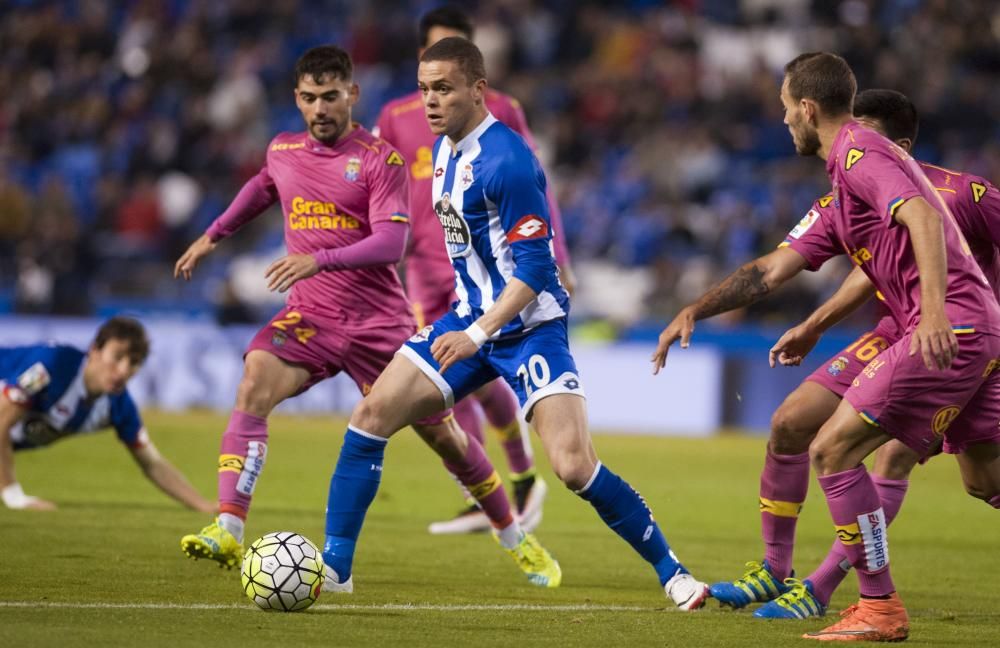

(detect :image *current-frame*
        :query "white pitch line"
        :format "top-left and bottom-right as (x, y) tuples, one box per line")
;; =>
(0, 601), (653, 613)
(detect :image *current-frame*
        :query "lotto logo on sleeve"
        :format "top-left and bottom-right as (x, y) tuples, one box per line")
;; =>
(507, 215), (549, 242)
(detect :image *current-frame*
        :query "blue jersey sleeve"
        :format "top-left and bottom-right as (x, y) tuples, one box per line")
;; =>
(485, 148), (557, 293)
(110, 390), (143, 447)
(0, 345), (61, 408)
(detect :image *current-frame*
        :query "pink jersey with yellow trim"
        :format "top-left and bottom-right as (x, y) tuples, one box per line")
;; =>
(215, 127), (413, 327)
(784, 122), (1000, 335)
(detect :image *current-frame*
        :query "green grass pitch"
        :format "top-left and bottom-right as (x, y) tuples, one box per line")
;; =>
(1, 411), (996, 647)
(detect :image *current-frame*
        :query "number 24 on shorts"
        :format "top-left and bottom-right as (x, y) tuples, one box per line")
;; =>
(271, 311), (317, 345)
(516, 354), (551, 396)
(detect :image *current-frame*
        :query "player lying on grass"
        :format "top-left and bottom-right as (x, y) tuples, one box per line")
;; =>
(0, 317), (214, 513)
(175, 45), (557, 590)
(709, 88), (1000, 621)
(654, 53), (1000, 641)
(319, 37), (710, 609)
(374, 4), (563, 537)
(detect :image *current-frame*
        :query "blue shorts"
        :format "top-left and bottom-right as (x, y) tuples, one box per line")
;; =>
(398, 311), (586, 419)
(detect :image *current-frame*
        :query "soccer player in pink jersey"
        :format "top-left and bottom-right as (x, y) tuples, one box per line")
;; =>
(373, 6), (572, 534)
(710, 89), (1000, 620)
(653, 54), (1000, 641)
(173, 45), (557, 590)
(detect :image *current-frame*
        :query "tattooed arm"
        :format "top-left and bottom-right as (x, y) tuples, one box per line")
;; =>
(651, 247), (808, 374)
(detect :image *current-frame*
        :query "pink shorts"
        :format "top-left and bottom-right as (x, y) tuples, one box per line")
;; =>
(246, 306), (451, 425)
(405, 255), (456, 329)
(843, 330), (1000, 457)
(806, 316), (900, 398)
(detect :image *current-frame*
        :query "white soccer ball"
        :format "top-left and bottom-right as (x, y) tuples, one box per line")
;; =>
(240, 531), (325, 611)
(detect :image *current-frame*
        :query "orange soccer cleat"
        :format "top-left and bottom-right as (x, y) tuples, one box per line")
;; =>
(802, 592), (909, 642)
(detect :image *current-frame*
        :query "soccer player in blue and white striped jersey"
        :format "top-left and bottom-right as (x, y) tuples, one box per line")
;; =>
(320, 37), (709, 609)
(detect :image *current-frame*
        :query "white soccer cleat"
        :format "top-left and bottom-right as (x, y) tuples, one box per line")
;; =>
(322, 564), (354, 594)
(664, 572), (710, 611)
(428, 504), (492, 534)
(515, 476), (548, 533)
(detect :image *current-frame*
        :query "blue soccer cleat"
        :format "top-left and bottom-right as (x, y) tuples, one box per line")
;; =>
(754, 578), (826, 619)
(709, 560), (789, 608)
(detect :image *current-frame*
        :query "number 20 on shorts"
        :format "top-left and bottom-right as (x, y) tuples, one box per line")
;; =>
(271, 311), (317, 345)
(516, 354), (551, 396)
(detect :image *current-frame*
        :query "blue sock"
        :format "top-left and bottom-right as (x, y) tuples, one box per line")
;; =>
(323, 427), (387, 582)
(577, 463), (685, 586)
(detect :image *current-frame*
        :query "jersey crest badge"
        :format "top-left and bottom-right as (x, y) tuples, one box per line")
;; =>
(971, 182), (987, 204)
(845, 148), (865, 170)
(435, 192), (472, 258)
(460, 163), (474, 190)
(344, 156), (361, 182)
(385, 151), (404, 166)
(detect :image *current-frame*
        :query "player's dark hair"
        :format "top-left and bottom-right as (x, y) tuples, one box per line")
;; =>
(784, 52), (856, 116)
(294, 45), (353, 85)
(419, 6), (474, 48)
(420, 36), (486, 85)
(93, 316), (150, 364)
(853, 89), (919, 145)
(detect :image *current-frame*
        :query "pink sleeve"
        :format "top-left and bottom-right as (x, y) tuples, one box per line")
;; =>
(366, 147), (410, 227)
(312, 220), (408, 271)
(841, 143), (923, 224)
(206, 166), (278, 242)
(781, 205), (841, 271)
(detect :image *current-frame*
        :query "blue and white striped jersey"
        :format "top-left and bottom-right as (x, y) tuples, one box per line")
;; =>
(0, 344), (144, 451)
(431, 113), (569, 338)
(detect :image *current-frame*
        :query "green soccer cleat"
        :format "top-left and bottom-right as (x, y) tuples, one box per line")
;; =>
(180, 518), (244, 570)
(499, 532), (562, 588)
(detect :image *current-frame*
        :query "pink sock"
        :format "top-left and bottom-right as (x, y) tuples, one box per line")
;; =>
(817, 465), (895, 598)
(218, 410), (269, 519)
(442, 434), (514, 529)
(452, 397), (485, 445)
(759, 449), (810, 580)
(809, 476), (908, 605)
(478, 380), (533, 476)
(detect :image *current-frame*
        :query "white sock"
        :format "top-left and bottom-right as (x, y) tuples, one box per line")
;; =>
(496, 521), (523, 549)
(219, 513), (245, 543)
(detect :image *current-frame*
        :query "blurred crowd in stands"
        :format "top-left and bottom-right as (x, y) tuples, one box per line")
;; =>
(2, 0), (998, 333)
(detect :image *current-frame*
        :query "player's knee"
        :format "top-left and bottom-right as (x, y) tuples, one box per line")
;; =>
(234, 370), (274, 416)
(808, 437), (838, 476)
(872, 443), (918, 481)
(770, 402), (815, 455)
(349, 397), (387, 436)
(548, 450), (596, 491)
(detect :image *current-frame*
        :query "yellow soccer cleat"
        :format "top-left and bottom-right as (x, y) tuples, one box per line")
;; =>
(180, 518), (244, 570)
(500, 532), (562, 588)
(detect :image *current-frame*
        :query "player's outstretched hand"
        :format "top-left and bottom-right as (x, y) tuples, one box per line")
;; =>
(910, 309), (958, 370)
(769, 323), (821, 368)
(651, 307), (696, 375)
(174, 234), (217, 281)
(431, 331), (479, 374)
(265, 254), (320, 293)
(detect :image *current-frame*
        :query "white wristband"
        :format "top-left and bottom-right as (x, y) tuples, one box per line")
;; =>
(464, 323), (490, 348)
(2, 482), (29, 509)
